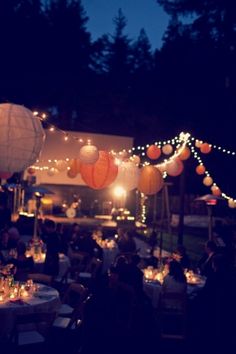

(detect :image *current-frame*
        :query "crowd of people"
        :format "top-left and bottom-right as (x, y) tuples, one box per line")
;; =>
(0, 210), (236, 353)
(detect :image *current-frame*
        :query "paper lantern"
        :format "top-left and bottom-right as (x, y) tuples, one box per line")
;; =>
(27, 167), (36, 175)
(166, 158), (184, 177)
(196, 165), (205, 175)
(228, 199), (236, 208)
(112, 161), (140, 191)
(211, 185), (221, 196)
(157, 164), (166, 174)
(200, 143), (211, 154)
(203, 176), (213, 186)
(138, 166), (164, 195)
(79, 144), (99, 164)
(195, 140), (202, 148)
(179, 146), (191, 160)
(0, 103), (45, 173)
(0, 171), (13, 179)
(69, 159), (81, 176)
(147, 145), (161, 160)
(131, 155), (140, 165)
(80, 151), (118, 189)
(162, 144), (173, 155)
(67, 169), (77, 179)
(56, 160), (68, 172)
(47, 167), (58, 177)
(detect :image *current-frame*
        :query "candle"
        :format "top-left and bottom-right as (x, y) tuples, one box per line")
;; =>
(21, 290), (29, 298)
(0, 295), (4, 302)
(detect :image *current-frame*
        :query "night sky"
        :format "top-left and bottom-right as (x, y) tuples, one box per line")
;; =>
(82, 0), (169, 48)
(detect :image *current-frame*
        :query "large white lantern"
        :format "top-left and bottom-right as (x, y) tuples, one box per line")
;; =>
(0, 103), (45, 173)
(79, 144), (99, 164)
(112, 161), (140, 191)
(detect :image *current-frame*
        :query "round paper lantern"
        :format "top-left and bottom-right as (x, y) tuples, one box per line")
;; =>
(67, 169), (77, 179)
(138, 166), (164, 195)
(179, 146), (191, 161)
(0, 171), (13, 179)
(0, 103), (45, 173)
(79, 144), (99, 164)
(228, 198), (236, 209)
(27, 167), (36, 175)
(162, 144), (173, 155)
(147, 145), (161, 160)
(69, 159), (81, 176)
(196, 165), (206, 175)
(56, 160), (68, 172)
(195, 140), (202, 148)
(131, 155), (140, 165)
(166, 158), (184, 177)
(200, 143), (211, 154)
(211, 185), (221, 196)
(203, 176), (213, 186)
(47, 167), (58, 177)
(112, 161), (140, 191)
(80, 151), (118, 189)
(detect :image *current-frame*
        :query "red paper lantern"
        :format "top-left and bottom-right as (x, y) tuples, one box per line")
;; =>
(0, 171), (13, 179)
(166, 158), (184, 177)
(146, 145), (161, 160)
(27, 167), (36, 175)
(200, 143), (211, 154)
(138, 166), (164, 195)
(196, 165), (206, 175)
(179, 147), (191, 161)
(80, 151), (118, 189)
(211, 185), (221, 196)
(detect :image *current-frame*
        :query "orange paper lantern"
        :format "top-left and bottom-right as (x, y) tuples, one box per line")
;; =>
(196, 165), (206, 175)
(69, 159), (81, 176)
(80, 151), (118, 189)
(179, 147), (191, 161)
(146, 145), (161, 160)
(195, 140), (202, 148)
(138, 166), (163, 195)
(67, 169), (77, 178)
(200, 143), (211, 154)
(203, 176), (213, 186)
(166, 158), (184, 177)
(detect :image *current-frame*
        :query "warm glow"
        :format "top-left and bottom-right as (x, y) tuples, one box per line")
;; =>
(113, 186), (126, 198)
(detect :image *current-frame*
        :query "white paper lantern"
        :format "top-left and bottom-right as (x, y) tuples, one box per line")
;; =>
(0, 103), (45, 173)
(79, 144), (99, 164)
(162, 144), (173, 155)
(228, 198), (236, 208)
(47, 167), (58, 176)
(112, 161), (140, 191)
(56, 159), (68, 172)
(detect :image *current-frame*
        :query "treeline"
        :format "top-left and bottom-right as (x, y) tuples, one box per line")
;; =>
(0, 0), (236, 151)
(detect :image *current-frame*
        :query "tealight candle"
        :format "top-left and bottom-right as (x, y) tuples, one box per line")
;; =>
(9, 293), (15, 299)
(0, 295), (4, 302)
(21, 290), (29, 298)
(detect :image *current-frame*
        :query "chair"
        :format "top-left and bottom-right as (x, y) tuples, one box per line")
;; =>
(58, 282), (88, 317)
(27, 273), (53, 286)
(159, 292), (187, 340)
(10, 312), (55, 348)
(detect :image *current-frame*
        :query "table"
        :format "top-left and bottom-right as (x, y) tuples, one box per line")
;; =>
(0, 283), (60, 336)
(143, 274), (206, 308)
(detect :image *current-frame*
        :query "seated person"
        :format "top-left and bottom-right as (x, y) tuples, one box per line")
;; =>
(198, 240), (217, 278)
(117, 230), (137, 255)
(161, 260), (187, 311)
(11, 241), (34, 281)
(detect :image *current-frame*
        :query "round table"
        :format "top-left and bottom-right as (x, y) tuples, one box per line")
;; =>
(143, 275), (206, 308)
(0, 283), (60, 336)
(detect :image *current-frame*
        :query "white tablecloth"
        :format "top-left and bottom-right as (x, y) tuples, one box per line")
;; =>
(143, 277), (205, 308)
(0, 283), (60, 336)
